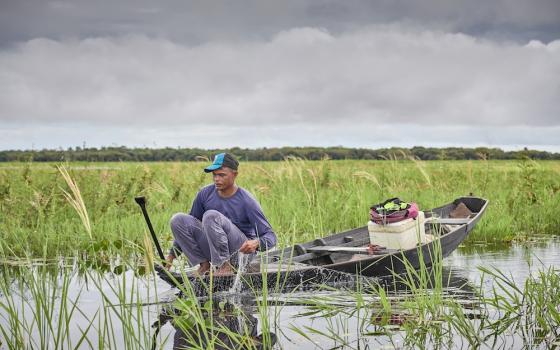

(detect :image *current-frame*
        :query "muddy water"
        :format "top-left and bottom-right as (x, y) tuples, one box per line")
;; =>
(1, 237), (559, 349)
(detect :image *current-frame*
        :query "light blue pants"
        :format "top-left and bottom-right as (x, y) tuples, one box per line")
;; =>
(169, 210), (248, 267)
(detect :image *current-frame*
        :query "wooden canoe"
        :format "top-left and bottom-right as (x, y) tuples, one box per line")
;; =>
(156, 196), (488, 294)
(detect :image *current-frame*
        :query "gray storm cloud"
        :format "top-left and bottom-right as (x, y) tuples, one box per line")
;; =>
(1, 26), (559, 129)
(1, 0), (560, 44)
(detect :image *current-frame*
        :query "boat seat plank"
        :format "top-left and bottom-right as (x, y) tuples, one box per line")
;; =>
(305, 246), (396, 255)
(284, 237), (371, 263)
(429, 218), (470, 225)
(307, 246), (369, 253)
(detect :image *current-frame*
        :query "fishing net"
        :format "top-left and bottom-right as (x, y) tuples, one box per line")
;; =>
(155, 252), (379, 298)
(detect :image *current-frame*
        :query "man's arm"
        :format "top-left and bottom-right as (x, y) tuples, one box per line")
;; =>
(246, 195), (277, 251)
(189, 189), (206, 220)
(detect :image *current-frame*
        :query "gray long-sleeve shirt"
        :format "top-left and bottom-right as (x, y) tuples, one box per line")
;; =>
(189, 184), (277, 251)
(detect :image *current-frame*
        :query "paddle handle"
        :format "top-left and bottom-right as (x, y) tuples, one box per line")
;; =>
(134, 196), (166, 261)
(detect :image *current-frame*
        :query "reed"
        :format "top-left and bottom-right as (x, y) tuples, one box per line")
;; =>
(479, 264), (560, 348)
(58, 165), (92, 239)
(0, 258), (171, 349)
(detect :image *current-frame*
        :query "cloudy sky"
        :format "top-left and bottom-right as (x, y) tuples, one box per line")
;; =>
(1, 1), (559, 151)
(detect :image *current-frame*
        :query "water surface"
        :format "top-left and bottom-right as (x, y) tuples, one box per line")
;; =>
(1, 237), (559, 349)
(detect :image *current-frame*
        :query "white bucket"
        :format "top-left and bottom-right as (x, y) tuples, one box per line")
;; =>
(368, 211), (426, 249)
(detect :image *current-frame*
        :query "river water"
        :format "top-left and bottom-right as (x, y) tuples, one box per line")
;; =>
(271, 237), (560, 349)
(1, 237), (559, 349)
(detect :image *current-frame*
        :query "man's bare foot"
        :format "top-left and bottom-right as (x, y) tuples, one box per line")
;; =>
(194, 261), (210, 277)
(214, 262), (234, 276)
(165, 255), (175, 270)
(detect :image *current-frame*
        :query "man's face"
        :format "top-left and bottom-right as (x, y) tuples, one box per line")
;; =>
(212, 167), (237, 190)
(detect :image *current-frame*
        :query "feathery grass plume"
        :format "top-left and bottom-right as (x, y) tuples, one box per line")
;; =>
(142, 232), (154, 274)
(150, 181), (171, 198)
(57, 165), (92, 239)
(477, 152), (491, 194)
(194, 155), (210, 162)
(254, 165), (274, 181)
(398, 149), (409, 160)
(409, 156), (432, 188)
(352, 170), (381, 189)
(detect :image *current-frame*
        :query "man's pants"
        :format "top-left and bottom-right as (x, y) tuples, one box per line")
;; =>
(170, 210), (249, 267)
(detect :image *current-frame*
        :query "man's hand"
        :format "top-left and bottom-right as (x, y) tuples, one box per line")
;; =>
(239, 239), (259, 254)
(165, 254), (175, 270)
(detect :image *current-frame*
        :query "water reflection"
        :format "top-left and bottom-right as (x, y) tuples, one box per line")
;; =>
(152, 300), (276, 350)
(152, 264), (480, 349)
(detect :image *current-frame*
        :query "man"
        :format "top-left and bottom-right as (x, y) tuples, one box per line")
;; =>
(166, 153), (277, 276)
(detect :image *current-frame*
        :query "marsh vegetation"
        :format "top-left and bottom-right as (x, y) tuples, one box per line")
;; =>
(0, 158), (559, 349)
(0, 158), (558, 258)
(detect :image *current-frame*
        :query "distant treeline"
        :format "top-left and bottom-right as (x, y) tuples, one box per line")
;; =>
(1, 146), (558, 162)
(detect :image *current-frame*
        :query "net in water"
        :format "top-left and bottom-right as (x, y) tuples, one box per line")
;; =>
(157, 252), (379, 297)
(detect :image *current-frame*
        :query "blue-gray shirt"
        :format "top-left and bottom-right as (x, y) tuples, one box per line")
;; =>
(190, 184), (277, 250)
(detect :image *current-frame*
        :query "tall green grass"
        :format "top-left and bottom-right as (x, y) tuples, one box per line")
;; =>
(0, 158), (559, 259)
(0, 261), (163, 349)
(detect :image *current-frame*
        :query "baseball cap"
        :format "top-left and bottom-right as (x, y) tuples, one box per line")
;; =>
(204, 153), (239, 173)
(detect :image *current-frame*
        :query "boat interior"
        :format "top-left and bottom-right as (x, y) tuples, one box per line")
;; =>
(266, 197), (487, 268)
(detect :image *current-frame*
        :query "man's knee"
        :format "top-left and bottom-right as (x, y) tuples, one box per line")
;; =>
(170, 213), (197, 233)
(202, 209), (221, 225)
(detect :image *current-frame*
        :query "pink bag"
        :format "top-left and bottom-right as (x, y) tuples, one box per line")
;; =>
(370, 198), (419, 224)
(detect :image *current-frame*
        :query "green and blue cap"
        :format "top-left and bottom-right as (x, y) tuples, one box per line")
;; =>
(204, 153), (239, 173)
